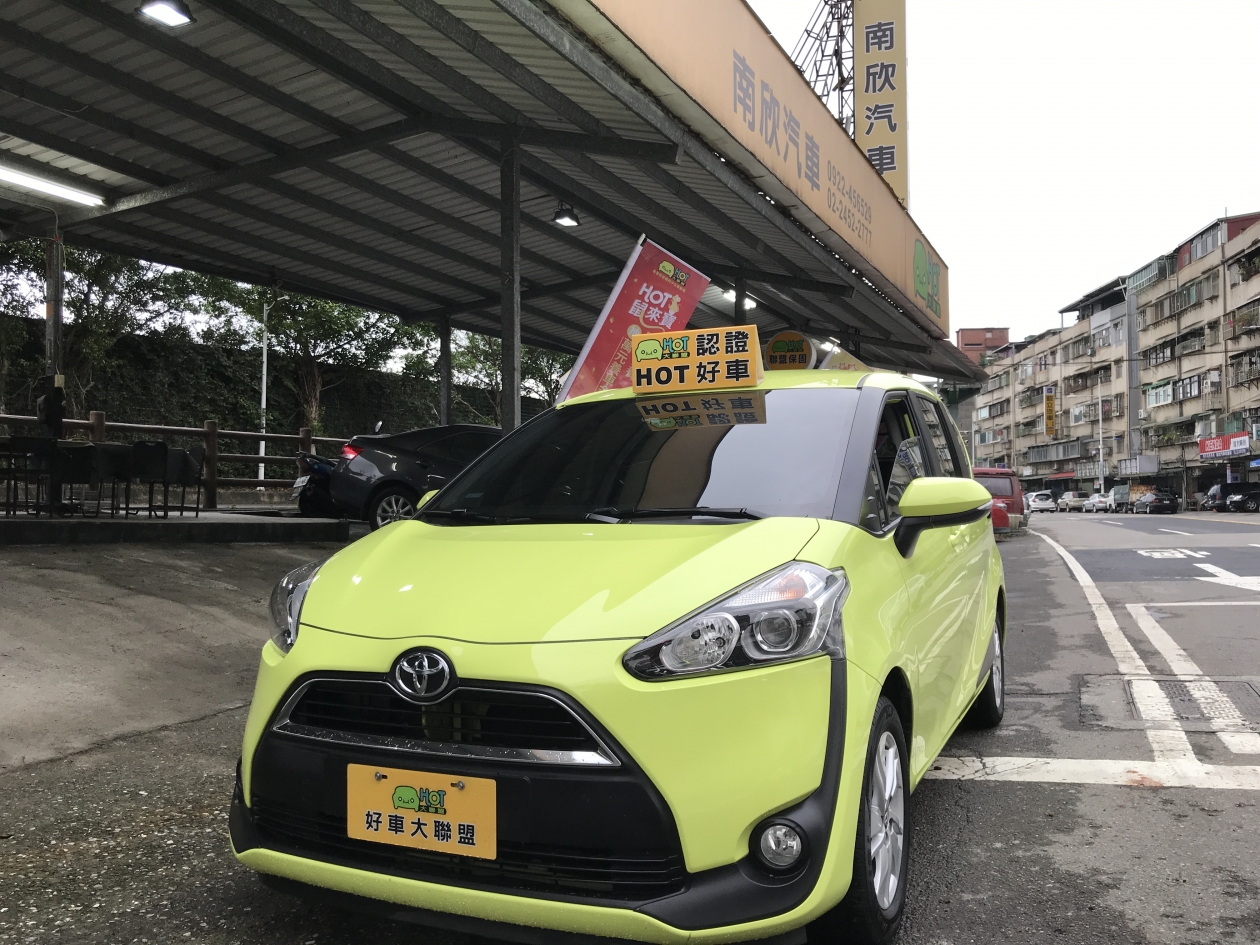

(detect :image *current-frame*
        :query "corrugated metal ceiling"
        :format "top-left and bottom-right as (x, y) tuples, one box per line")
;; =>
(0, 0), (979, 378)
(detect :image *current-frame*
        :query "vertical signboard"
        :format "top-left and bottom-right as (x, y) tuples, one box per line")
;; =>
(559, 239), (711, 402)
(854, 0), (908, 206)
(1044, 388), (1056, 438)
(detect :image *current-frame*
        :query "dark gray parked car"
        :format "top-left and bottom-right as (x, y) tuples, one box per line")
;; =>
(330, 424), (502, 529)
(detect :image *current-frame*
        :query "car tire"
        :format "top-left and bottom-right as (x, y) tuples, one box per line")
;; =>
(1245, 497), (1260, 513)
(368, 485), (419, 530)
(967, 619), (1005, 728)
(814, 697), (910, 945)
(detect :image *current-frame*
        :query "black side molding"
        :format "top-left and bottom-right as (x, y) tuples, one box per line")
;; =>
(894, 501), (993, 557)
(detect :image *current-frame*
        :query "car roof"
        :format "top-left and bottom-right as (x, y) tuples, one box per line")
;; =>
(560, 368), (935, 408)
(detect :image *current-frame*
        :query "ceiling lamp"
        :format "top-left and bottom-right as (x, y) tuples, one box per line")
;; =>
(138, 0), (194, 27)
(551, 202), (580, 227)
(0, 165), (104, 206)
(721, 289), (757, 310)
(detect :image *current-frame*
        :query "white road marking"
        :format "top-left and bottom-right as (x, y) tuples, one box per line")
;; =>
(1250, 544), (1260, 549)
(1195, 563), (1260, 591)
(930, 533), (1260, 788)
(1159, 528), (1193, 536)
(1150, 601), (1260, 606)
(1127, 604), (1260, 754)
(1032, 531), (1196, 765)
(925, 757), (1260, 790)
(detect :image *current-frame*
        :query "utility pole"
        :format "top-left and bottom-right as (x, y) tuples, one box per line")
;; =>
(259, 293), (288, 484)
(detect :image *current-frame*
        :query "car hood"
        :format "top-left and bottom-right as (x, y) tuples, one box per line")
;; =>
(300, 518), (821, 644)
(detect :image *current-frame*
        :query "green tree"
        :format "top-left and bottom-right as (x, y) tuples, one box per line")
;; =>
(449, 332), (575, 425)
(202, 280), (430, 434)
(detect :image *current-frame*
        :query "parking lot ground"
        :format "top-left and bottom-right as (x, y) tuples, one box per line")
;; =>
(2, 517), (1260, 945)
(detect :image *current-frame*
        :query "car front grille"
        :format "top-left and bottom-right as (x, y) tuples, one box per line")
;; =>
(251, 799), (687, 901)
(275, 679), (615, 765)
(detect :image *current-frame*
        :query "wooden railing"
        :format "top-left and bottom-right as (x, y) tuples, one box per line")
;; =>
(0, 411), (346, 509)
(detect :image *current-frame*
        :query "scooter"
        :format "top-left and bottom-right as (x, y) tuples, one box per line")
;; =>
(293, 451), (340, 517)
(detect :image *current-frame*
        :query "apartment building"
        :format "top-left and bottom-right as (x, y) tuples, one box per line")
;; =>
(1129, 213), (1260, 496)
(968, 279), (1135, 492)
(965, 212), (1260, 501)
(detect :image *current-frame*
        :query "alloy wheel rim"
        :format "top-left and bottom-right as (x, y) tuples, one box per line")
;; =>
(991, 623), (1003, 710)
(377, 494), (415, 527)
(868, 730), (905, 911)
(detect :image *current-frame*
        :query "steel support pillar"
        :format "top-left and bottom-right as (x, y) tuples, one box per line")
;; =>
(45, 232), (63, 376)
(438, 315), (452, 426)
(500, 138), (522, 432)
(733, 276), (747, 323)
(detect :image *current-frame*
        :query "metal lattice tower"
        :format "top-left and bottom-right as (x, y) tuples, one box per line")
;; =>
(790, 0), (855, 137)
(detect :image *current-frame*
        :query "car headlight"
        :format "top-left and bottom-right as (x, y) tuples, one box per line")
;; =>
(623, 563), (848, 680)
(268, 559), (324, 654)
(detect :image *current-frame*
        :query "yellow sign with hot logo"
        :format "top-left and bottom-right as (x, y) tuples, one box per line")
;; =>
(637, 391), (767, 429)
(632, 324), (763, 394)
(345, 763), (497, 860)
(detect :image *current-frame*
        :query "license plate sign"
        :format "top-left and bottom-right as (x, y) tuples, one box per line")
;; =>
(291, 475), (309, 498)
(345, 763), (496, 859)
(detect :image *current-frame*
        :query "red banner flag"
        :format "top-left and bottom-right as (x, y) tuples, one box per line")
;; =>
(558, 238), (711, 402)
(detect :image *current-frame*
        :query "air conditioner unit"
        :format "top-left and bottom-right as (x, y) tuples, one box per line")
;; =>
(1138, 409), (1151, 420)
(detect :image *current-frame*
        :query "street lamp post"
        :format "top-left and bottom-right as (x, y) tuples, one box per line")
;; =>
(259, 294), (289, 485)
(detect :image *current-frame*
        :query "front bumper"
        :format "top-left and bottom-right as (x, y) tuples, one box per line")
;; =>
(231, 634), (869, 942)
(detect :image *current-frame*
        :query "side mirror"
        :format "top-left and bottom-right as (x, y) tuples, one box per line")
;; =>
(418, 489), (439, 508)
(894, 477), (993, 557)
(423, 474), (447, 492)
(373, 420), (384, 434)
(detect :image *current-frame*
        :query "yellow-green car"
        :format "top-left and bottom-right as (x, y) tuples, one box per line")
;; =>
(230, 370), (1005, 945)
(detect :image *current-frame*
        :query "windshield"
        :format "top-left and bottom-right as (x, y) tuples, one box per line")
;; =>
(975, 476), (1014, 496)
(423, 388), (861, 524)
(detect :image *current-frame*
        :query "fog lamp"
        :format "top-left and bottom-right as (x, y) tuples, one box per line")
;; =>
(757, 822), (804, 871)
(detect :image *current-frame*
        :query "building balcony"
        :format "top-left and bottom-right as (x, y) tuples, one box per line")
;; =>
(1202, 389), (1224, 411)
(1175, 336), (1207, 358)
(1226, 301), (1260, 341)
(1017, 390), (1044, 409)
(1230, 361), (1260, 387)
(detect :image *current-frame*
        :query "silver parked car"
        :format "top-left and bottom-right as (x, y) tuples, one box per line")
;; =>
(1057, 490), (1088, 512)
(1028, 490), (1057, 512)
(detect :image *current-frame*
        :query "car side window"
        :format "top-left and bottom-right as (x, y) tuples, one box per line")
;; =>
(912, 395), (966, 477)
(425, 432), (498, 465)
(876, 396), (927, 521)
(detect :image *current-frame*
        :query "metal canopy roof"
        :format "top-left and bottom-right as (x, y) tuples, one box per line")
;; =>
(0, 0), (981, 380)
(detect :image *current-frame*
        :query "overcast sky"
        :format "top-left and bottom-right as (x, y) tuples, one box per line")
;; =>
(747, 0), (1260, 342)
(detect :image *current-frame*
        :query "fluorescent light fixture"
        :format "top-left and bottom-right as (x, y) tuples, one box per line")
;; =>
(138, 0), (194, 26)
(721, 289), (757, 310)
(0, 165), (104, 206)
(551, 202), (580, 227)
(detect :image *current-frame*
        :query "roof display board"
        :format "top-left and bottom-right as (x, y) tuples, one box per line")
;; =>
(555, 0), (949, 335)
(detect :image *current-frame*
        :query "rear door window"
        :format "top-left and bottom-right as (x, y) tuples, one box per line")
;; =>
(911, 395), (966, 477)
(975, 476), (1014, 496)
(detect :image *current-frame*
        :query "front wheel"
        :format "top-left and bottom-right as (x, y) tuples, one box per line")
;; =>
(368, 485), (419, 530)
(1245, 497), (1260, 513)
(815, 698), (910, 944)
(967, 620), (1005, 728)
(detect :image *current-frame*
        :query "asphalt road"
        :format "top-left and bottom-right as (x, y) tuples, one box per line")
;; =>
(2, 513), (1259, 945)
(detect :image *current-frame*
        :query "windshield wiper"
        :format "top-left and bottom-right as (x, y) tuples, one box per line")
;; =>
(587, 506), (763, 523)
(418, 508), (504, 524)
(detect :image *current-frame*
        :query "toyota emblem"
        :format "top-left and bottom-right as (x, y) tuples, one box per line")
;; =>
(389, 648), (455, 702)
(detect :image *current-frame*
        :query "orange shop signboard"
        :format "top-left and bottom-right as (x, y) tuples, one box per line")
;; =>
(559, 238), (711, 402)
